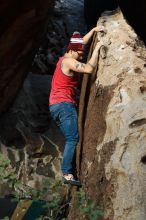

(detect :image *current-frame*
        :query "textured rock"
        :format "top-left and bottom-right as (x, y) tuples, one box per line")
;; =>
(33, 0), (86, 75)
(0, 73), (65, 187)
(118, 0), (146, 44)
(0, 0), (55, 114)
(69, 10), (146, 220)
(0, 0), (85, 190)
(1, 0), (146, 218)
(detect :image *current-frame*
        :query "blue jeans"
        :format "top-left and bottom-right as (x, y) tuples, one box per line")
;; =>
(49, 102), (79, 174)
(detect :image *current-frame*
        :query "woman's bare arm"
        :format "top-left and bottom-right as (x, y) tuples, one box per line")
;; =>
(63, 41), (103, 74)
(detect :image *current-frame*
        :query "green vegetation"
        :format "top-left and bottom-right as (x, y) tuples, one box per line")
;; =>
(76, 189), (103, 220)
(1, 217), (10, 220)
(0, 153), (103, 220)
(0, 153), (68, 220)
(0, 153), (17, 187)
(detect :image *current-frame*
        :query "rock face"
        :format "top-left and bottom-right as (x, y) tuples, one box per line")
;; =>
(69, 10), (146, 220)
(118, 0), (146, 44)
(1, 1), (146, 219)
(0, 73), (65, 189)
(33, 0), (86, 75)
(0, 0), (55, 114)
(0, 0), (86, 190)
(84, 0), (146, 44)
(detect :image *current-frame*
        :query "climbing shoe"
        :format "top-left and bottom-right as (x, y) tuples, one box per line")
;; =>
(62, 174), (81, 186)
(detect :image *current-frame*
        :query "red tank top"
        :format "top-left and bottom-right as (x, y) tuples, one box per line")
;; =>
(49, 57), (79, 105)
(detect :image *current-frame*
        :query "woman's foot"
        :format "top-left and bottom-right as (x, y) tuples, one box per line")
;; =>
(62, 174), (81, 186)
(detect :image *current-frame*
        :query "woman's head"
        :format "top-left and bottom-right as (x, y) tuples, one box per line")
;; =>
(67, 32), (85, 52)
(66, 32), (85, 60)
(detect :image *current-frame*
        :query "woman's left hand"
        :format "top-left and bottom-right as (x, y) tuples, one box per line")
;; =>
(93, 26), (105, 32)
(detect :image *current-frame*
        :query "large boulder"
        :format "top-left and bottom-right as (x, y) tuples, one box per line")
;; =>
(0, 0), (85, 191)
(68, 9), (146, 220)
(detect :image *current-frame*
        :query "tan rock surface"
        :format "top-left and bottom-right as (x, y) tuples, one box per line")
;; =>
(69, 10), (146, 220)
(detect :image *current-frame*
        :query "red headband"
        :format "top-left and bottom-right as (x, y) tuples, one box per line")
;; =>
(67, 32), (85, 51)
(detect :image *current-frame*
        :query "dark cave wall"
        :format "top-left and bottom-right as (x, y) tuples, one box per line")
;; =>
(0, 0), (55, 114)
(84, 0), (118, 30)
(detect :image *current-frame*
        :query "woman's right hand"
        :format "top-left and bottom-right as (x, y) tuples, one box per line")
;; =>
(93, 26), (105, 32)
